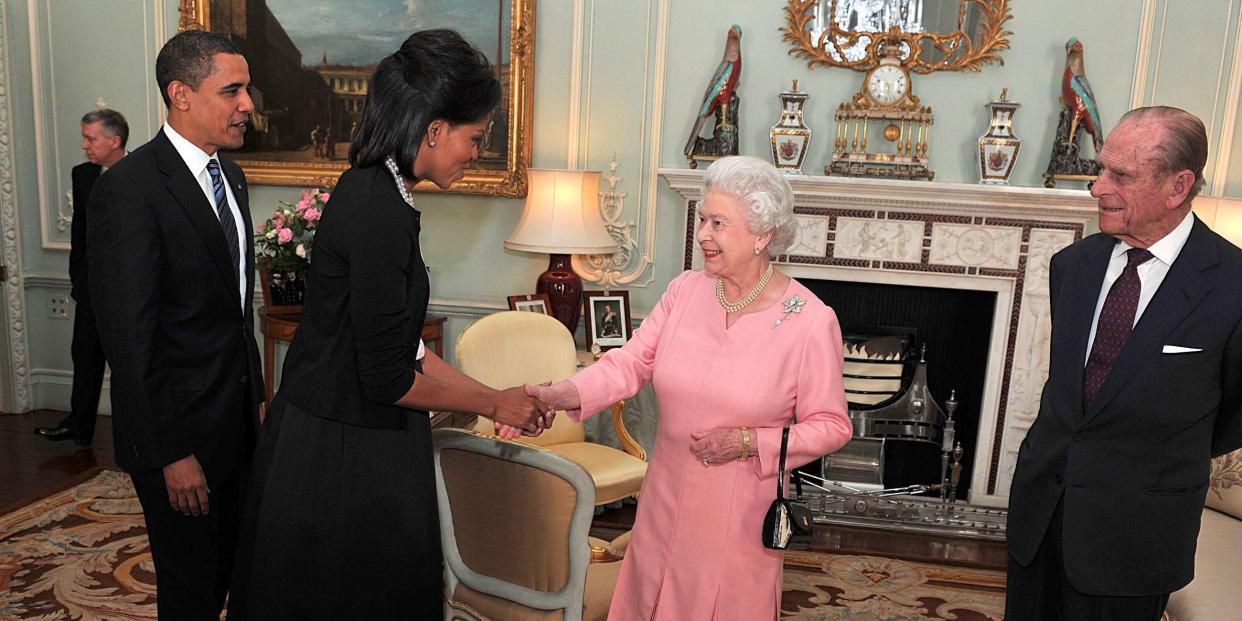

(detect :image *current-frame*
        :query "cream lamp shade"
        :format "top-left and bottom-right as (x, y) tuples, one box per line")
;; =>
(1192, 196), (1242, 248)
(505, 169), (618, 254)
(505, 169), (618, 335)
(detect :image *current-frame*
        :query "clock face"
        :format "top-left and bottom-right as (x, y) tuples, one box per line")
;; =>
(867, 64), (908, 105)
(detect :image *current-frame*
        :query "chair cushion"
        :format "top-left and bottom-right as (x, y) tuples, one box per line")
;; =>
(583, 561), (623, 621)
(545, 442), (648, 504)
(1205, 448), (1242, 519)
(1165, 507), (1242, 621)
(451, 583), (563, 621)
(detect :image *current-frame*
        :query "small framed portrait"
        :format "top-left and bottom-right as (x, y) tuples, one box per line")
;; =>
(584, 290), (631, 350)
(507, 293), (551, 315)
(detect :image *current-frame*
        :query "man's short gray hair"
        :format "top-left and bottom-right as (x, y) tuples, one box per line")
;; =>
(81, 108), (129, 148)
(701, 156), (797, 257)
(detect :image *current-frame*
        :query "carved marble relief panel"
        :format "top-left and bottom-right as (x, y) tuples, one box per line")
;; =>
(993, 228), (1078, 496)
(833, 218), (923, 262)
(786, 215), (831, 257)
(929, 224), (1023, 269)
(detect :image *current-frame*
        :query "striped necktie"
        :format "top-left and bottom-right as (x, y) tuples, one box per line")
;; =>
(206, 159), (240, 286)
(1082, 247), (1154, 408)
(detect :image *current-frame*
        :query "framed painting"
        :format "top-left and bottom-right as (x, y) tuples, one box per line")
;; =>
(177, 0), (534, 197)
(506, 293), (550, 314)
(584, 290), (631, 351)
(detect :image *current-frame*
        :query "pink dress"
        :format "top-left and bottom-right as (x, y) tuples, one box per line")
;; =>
(568, 270), (852, 620)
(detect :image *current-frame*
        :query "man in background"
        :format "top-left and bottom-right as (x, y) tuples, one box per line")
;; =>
(88, 30), (262, 619)
(34, 108), (128, 446)
(1006, 106), (1242, 620)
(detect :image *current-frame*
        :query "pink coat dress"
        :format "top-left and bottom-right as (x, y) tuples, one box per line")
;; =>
(567, 270), (852, 620)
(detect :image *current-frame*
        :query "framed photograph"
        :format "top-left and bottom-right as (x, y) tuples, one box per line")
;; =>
(584, 290), (631, 350)
(507, 293), (551, 315)
(178, 0), (535, 197)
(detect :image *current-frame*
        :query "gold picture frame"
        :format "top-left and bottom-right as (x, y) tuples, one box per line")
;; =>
(782, 0), (1012, 74)
(178, 0), (535, 197)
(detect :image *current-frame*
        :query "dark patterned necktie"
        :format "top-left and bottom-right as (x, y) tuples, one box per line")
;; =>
(1083, 248), (1154, 407)
(206, 159), (240, 285)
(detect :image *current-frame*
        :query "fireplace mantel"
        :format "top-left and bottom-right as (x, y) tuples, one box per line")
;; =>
(660, 168), (1099, 507)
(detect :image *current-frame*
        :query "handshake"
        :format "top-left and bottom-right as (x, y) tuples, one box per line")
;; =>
(490, 381), (579, 440)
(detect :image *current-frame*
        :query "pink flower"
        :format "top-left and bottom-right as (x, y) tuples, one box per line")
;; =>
(301, 189), (314, 202)
(303, 208), (321, 222)
(319, 192), (331, 203)
(296, 198), (311, 211)
(278, 228), (293, 243)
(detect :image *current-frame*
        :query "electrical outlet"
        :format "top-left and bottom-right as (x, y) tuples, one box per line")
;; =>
(49, 295), (73, 319)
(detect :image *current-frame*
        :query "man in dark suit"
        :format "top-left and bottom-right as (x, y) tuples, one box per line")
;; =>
(87, 30), (262, 619)
(35, 108), (128, 446)
(1006, 106), (1242, 620)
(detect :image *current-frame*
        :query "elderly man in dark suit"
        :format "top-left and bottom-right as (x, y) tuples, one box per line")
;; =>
(1006, 106), (1242, 620)
(35, 108), (128, 446)
(87, 30), (262, 619)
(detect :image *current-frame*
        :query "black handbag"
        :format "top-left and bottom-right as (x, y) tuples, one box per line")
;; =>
(761, 427), (814, 550)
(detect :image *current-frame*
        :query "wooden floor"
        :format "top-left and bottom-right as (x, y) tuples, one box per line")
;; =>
(1, 411), (1005, 571)
(0, 410), (117, 515)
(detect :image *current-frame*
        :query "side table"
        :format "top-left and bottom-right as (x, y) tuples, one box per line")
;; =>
(258, 307), (446, 408)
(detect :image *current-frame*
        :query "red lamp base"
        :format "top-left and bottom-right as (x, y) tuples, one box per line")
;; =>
(536, 254), (582, 336)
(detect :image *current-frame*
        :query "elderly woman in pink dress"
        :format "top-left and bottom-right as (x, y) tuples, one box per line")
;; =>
(519, 155), (852, 619)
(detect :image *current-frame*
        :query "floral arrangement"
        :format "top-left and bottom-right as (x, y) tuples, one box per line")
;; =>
(255, 187), (329, 270)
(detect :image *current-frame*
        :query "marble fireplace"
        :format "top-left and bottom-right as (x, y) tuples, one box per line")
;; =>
(660, 169), (1098, 507)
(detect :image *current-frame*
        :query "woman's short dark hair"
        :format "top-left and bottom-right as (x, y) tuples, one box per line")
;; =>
(349, 30), (501, 179)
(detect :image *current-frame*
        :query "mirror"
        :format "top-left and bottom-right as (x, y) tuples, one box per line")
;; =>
(783, 0), (1012, 73)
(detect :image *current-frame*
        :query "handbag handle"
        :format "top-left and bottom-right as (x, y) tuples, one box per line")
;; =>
(775, 427), (804, 502)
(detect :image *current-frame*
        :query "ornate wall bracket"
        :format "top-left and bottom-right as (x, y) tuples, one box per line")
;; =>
(573, 156), (653, 287)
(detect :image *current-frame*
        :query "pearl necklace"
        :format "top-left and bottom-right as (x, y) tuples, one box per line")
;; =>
(384, 157), (416, 209)
(716, 263), (774, 313)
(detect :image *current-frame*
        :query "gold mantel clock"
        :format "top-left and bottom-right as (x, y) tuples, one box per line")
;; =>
(828, 44), (934, 181)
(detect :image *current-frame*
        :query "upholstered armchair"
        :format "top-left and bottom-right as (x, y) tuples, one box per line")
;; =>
(455, 311), (647, 505)
(433, 428), (630, 621)
(1164, 447), (1242, 621)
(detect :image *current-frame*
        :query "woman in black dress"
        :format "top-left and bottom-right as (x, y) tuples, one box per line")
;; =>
(230, 30), (550, 619)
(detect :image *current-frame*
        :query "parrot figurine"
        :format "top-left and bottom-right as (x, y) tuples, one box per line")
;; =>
(1061, 37), (1104, 153)
(683, 25), (743, 159)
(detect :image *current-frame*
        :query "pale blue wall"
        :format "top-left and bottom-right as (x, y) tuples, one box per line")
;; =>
(5, 0), (1242, 412)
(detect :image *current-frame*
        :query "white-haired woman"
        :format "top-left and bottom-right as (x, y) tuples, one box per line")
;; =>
(521, 155), (853, 619)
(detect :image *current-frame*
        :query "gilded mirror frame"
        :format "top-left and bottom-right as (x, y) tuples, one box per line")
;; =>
(782, 0), (1012, 73)
(177, 0), (535, 197)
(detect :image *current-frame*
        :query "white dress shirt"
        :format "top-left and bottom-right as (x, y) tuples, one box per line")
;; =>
(1084, 211), (1195, 365)
(163, 123), (248, 310)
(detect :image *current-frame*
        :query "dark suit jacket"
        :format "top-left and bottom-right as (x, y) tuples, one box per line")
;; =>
(87, 129), (264, 486)
(69, 162), (102, 305)
(277, 165), (428, 430)
(1008, 216), (1242, 596)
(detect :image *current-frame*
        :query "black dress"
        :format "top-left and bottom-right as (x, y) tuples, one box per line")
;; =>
(230, 164), (441, 619)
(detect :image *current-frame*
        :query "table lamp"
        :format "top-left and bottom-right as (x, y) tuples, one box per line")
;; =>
(505, 169), (618, 335)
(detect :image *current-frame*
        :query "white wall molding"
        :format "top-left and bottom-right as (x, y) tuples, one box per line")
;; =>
(27, 0), (70, 252)
(573, 0), (668, 288)
(565, 0), (586, 168)
(1211, 7), (1242, 196)
(1129, 0), (1159, 110)
(1, 0), (32, 412)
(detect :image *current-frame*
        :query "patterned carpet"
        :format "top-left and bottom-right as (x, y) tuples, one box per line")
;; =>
(1, 470), (156, 619)
(1, 470), (1006, 620)
(781, 549), (1006, 620)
